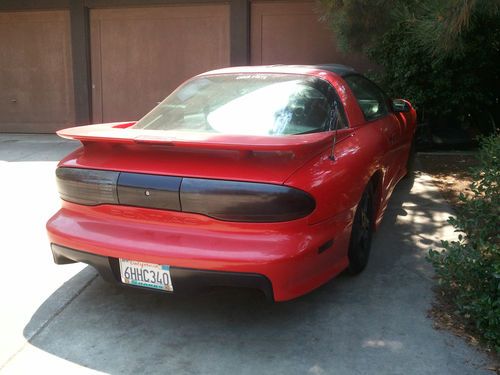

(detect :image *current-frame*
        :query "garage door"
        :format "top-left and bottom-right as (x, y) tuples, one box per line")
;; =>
(0, 11), (74, 133)
(90, 5), (230, 123)
(251, 1), (371, 70)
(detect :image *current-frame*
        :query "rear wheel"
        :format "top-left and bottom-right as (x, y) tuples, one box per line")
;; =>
(348, 184), (374, 274)
(403, 139), (416, 179)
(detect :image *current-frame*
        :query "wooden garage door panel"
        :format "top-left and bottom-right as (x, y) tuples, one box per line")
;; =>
(91, 5), (230, 123)
(0, 11), (74, 133)
(251, 1), (372, 71)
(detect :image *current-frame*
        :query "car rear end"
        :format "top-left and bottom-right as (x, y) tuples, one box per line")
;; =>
(47, 68), (353, 301)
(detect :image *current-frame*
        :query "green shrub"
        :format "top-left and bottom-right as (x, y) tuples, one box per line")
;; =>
(367, 11), (500, 123)
(428, 134), (500, 351)
(318, 0), (500, 124)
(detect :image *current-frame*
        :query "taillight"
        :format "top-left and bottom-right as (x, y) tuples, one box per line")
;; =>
(55, 168), (315, 222)
(180, 178), (315, 222)
(56, 168), (119, 205)
(117, 172), (181, 210)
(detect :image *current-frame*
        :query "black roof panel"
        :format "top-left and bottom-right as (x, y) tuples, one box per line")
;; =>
(312, 64), (357, 76)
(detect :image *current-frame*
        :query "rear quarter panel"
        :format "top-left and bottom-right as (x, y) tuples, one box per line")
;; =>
(284, 125), (387, 226)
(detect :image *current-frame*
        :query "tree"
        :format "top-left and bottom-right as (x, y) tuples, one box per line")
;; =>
(318, 0), (500, 129)
(410, 0), (500, 57)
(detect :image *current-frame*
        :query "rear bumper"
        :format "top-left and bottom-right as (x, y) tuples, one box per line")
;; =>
(51, 244), (274, 300)
(47, 202), (352, 301)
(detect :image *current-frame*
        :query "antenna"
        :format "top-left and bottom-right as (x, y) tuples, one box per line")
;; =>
(329, 101), (340, 161)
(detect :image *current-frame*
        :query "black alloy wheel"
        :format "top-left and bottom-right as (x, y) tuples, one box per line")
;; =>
(403, 139), (416, 179)
(347, 184), (374, 274)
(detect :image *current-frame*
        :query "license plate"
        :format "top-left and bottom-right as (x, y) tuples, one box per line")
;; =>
(119, 259), (173, 292)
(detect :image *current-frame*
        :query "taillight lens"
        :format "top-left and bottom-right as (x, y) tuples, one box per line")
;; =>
(56, 168), (119, 205)
(117, 172), (181, 210)
(55, 168), (315, 222)
(180, 178), (315, 222)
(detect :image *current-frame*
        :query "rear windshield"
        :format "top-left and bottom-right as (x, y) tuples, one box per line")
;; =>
(132, 74), (336, 136)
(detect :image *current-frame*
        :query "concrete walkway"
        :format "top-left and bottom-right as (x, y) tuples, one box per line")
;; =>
(0, 134), (492, 374)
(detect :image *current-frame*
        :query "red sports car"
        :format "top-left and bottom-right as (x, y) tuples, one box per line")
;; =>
(47, 64), (416, 301)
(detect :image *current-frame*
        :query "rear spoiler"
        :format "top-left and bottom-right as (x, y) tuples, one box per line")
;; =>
(57, 122), (354, 156)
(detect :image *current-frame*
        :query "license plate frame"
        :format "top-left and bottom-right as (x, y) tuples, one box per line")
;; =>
(119, 258), (173, 292)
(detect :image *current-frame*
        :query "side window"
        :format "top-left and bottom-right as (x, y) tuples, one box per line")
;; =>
(344, 75), (389, 121)
(330, 98), (348, 130)
(324, 82), (348, 130)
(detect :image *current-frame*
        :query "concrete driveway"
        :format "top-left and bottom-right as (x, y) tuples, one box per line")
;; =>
(0, 134), (492, 374)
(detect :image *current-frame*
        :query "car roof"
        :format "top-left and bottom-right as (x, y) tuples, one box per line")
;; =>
(199, 64), (357, 78)
(311, 64), (357, 76)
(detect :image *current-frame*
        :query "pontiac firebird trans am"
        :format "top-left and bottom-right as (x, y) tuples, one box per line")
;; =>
(47, 64), (417, 301)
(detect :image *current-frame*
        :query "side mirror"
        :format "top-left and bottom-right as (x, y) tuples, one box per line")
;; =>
(392, 99), (411, 113)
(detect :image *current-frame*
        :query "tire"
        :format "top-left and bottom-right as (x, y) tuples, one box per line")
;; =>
(348, 184), (374, 274)
(403, 139), (416, 179)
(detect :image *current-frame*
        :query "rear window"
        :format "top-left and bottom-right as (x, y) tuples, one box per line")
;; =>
(132, 74), (340, 136)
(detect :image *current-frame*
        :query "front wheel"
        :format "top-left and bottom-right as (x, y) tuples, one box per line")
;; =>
(347, 184), (374, 274)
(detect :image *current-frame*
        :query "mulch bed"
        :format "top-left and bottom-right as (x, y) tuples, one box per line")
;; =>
(417, 152), (499, 374)
(418, 153), (479, 208)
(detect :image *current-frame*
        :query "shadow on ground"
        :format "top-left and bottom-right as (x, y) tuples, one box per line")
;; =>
(20, 173), (491, 375)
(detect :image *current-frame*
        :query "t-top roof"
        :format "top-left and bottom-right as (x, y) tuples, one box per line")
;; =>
(311, 64), (356, 76)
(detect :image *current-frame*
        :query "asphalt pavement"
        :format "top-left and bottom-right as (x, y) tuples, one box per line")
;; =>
(0, 134), (493, 374)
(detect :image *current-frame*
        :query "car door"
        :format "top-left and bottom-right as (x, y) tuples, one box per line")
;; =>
(343, 74), (403, 196)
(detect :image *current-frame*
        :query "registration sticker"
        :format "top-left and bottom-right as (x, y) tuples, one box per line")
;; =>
(119, 259), (173, 292)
